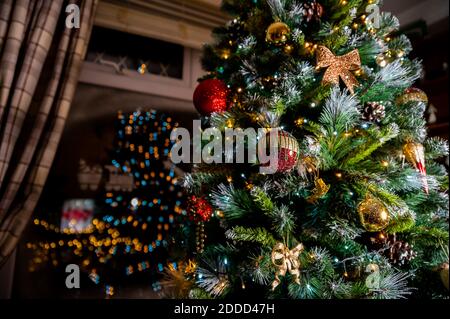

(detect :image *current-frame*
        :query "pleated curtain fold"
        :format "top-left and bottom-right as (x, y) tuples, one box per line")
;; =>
(0, 0), (98, 266)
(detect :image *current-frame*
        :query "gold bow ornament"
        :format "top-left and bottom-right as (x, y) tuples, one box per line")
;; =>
(316, 45), (361, 94)
(271, 242), (304, 290)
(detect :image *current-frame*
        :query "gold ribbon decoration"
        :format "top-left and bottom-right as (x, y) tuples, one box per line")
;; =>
(316, 45), (361, 94)
(271, 242), (304, 290)
(306, 177), (330, 204)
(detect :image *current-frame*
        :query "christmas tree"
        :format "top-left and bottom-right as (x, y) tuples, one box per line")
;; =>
(29, 110), (188, 296)
(174, 0), (449, 299)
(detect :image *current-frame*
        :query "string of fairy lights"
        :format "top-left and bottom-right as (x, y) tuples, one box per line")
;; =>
(28, 216), (178, 290)
(30, 215), (178, 255)
(27, 110), (188, 297)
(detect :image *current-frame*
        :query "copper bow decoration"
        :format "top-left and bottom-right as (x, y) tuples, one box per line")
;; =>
(271, 242), (304, 290)
(316, 45), (361, 94)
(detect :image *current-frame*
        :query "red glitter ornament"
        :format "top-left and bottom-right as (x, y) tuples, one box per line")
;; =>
(259, 129), (300, 173)
(193, 79), (229, 115)
(187, 195), (214, 222)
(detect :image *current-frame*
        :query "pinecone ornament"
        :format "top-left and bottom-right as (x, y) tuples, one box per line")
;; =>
(368, 232), (417, 265)
(384, 234), (417, 265)
(362, 102), (385, 123)
(302, 1), (324, 22)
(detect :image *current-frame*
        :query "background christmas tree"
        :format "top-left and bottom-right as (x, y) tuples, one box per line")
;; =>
(171, 0), (449, 299)
(29, 110), (189, 296)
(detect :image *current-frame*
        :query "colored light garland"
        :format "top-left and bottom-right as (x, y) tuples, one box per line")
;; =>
(27, 110), (189, 297)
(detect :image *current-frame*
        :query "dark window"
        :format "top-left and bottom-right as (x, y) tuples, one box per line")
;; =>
(86, 26), (184, 79)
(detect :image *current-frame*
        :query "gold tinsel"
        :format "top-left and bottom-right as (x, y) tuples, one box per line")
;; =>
(357, 194), (390, 231)
(316, 45), (361, 94)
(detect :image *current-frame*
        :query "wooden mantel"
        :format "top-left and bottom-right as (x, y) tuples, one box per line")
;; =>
(93, 0), (228, 50)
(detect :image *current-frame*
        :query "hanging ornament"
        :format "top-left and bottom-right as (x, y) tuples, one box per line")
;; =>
(365, 231), (416, 265)
(389, 239), (417, 265)
(266, 21), (290, 45)
(361, 102), (386, 123)
(277, 130), (300, 172)
(307, 178), (330, 203)
(358, 194), (390, 232)
(403, 142), (428, 194)
(316, 45), (361, 94)
(196, 222), (206, 254)
(271, 242), (304, 290)
(439, 262), (449, 290)
(187, 195), (214, 222)
(259, 129), (300, 173)
(193, 79), (229, 115)
(382, 233), (417, 265)
(396, 87), (428, 106)
(302, 1), (324, 22)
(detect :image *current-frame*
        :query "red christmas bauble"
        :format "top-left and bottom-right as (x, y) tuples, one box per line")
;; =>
(193, 79), (229, 115)
(187, 195), (214, 222)
(259, 129), (300, 173)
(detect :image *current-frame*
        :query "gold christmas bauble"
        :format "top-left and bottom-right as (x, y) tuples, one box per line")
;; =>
(396, 87), (428, 106)
(266, 22), (290, 45)
(440, 263), (449, 290)
(358, 194), (390, 232)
